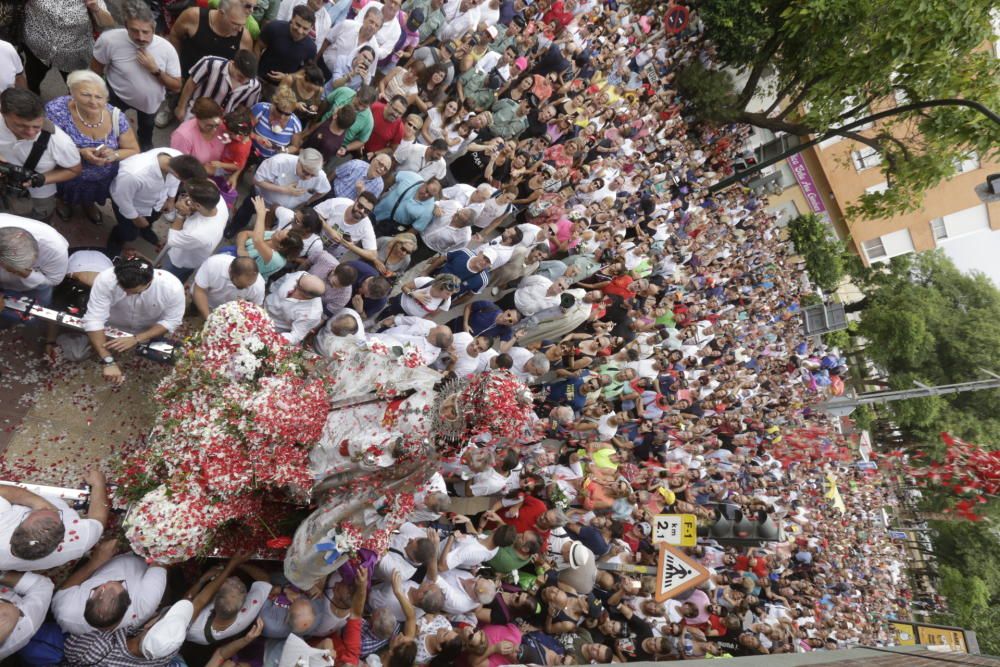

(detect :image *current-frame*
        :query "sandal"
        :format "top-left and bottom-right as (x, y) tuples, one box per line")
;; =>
(56, 202), (72, 221)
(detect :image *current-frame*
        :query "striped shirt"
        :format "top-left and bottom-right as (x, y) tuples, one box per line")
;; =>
(186, 56), (261, 117)
(251, 102), (303, 158)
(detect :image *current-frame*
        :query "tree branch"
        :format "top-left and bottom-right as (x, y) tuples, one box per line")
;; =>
(762, 77), (802, 117)
(736, 111), (813, 136)
(775, 75), (827, 121)
(736, 31), (786, 108)
(831, 129), (899, 172)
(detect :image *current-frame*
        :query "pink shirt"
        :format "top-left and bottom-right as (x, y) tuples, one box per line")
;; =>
(483, 624), (522, 667)
(170, 118), (225, 165)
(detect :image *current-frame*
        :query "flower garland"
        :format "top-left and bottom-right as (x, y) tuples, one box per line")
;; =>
(118, 301), (331, 564)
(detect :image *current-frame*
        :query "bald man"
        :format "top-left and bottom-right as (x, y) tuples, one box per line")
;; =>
(263, 271), (325, 345)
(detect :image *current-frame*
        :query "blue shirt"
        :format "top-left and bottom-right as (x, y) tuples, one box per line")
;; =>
(545, 369), (590, 413)
(467, 300), (513, 341)
(372, 171), (435, 232)
(437, 249), (489, 296)
(251, 102), (303, 158)
(333, 159), (385, 200)
(347, 259), (387, 317)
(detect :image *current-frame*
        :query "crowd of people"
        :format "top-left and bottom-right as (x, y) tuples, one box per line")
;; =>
(0, 0), (914, 664)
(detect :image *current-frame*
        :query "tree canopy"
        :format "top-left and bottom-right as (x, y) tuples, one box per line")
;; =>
(681, 0), (1000, 219)
(786, 213), (845, 291)
(853, 252), (1000, 448)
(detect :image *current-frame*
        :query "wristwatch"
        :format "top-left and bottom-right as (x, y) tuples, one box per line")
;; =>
(99, 355), (115, 366)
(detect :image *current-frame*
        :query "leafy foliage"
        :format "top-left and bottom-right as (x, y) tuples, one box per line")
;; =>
(930, 521), (1000, 655)
(855, 252), (1000, 447)
(787, 213), (845, 291)
(689, 0), (1000, 220)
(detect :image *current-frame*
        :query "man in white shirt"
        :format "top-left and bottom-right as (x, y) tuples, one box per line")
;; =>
(438, 0), (481, 42)
(52, 550), (166, 635)
(438, 570), (495, 617)
(318, 6), (383, 75)
(0, 471), (107, 572)
(0, 89), (82, 221)
(264, 271), (326, 344)
(439, 523), (515, 572)
(508, 346), (550, 383)
(419, 205), (475, 259)
(374, 316), (453, 365)
(367, 579), (444, 622)
(162, 178), (228, 281)
(375, 522), (433, 582)
(91, 2), (182, 150)
(0, 215), (69, 307)
(82, 257), (186, 385)
(394, 139), (448, 180)
(0, 571), (53, 660)
(185, 565), (272, 645)
(313, 193), (378, 261)
(227, 149), (330, 237)
(364, 0), (404, 62)
(0, 40), (25, 93)
(191, 256), (266, 318)
(511, 275), (569, 316)
(107, 149), (205, 258)
(314, 307), (366, 357)
(451, 331), (493, 377)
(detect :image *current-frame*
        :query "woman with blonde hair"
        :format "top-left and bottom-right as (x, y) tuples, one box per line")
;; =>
(249, 85), (303, 159)
(374, 232), (418, 276)
(45, 70), (139, 222)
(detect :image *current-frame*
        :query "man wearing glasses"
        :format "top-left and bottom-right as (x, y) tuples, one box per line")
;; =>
(313, 193), (378, 262)
(227, 148), (330, 237)
(0, 469), (108, 572)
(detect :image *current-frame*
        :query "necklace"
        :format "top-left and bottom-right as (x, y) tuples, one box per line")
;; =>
(74, 104), (104, 129)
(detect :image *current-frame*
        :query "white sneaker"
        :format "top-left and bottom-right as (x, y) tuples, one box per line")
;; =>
(155, 105), (173, 128)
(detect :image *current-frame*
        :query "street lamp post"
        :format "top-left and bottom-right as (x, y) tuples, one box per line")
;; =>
(708, 99), (1000, 195)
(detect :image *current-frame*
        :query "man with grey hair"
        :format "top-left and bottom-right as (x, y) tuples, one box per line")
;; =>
(0, 215), (69, 311)
(438, 570), (497, 616)
(373, 316), (453, 366)
(91, 0), (182, 151)
(226, 148), (330, 237)
(418, 205), (476, 261)
(185, 563), (271, 645)
(508, 346), (550, 383)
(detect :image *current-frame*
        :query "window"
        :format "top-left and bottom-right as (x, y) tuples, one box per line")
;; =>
(865, 182), (889, 195)
(818, 98), (874, 149)
(953, 152), (981, 173)
(862, 238), (887, 261)
(863, 229), (915, 263)
(851, 147), (883, 171)
(930, 217), (948, 241)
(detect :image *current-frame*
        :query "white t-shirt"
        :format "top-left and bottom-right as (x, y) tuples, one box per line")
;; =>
(0, 118), (81, 199)
(110, 149), (183, 219)
(274, 206), (325, 264)
(52, 554), (166, 635)
(255, 153), (331, 209)
(401, 276), (451, 316)
(313, 197), (376, 253)
(166, 196), (228, 269)
(0, 39), (23, 92)
(0, 495), (103, 572)
(92, 30), (181, 114)
(0, 214), (69, 291)
(0, 572), (52, 659)
(191, 254), (266, 310)
(186, 581), (271, 645)
(82, 268), (186, 334)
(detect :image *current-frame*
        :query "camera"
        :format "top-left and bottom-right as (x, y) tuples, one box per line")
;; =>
(0, 162), (45, 197)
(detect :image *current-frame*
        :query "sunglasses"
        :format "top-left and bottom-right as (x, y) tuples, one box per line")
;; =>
(353, 205), (373, 218)
(273, 108), (294, 117)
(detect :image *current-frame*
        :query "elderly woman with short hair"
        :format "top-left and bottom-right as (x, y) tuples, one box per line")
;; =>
(45, 70), (140, 223)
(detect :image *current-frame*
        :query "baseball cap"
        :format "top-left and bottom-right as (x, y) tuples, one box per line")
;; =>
(480, 247), (498, 264)
(141, 601), (194, 660)
(515, 56), (529, 71)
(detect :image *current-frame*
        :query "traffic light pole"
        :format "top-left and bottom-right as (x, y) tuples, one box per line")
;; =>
(819, 372), (1000, 417)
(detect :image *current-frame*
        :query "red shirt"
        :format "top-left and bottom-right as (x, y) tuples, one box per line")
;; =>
(603, 275), (635, 300)
(365, 102), (405, 152)
(498, 494), (547, 535)
(332, 617), (362, 666)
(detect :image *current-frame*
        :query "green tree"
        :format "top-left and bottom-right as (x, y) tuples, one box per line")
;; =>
(787, 213), (845, 291)
(930, 521), (1000, 655)
(854, 252), (1000, 448)
(680, 0), (1000, 219)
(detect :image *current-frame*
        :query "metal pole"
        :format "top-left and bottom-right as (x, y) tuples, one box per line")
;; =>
(709, 99), (1000, 194)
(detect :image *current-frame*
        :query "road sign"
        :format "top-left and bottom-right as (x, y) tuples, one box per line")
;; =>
(654, 545), (710, 602)
(652, 514), (697, 547)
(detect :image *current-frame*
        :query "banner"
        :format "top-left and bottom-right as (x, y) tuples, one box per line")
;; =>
(786, 153), (828, 216)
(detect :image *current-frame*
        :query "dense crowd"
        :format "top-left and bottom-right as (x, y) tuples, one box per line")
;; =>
(0, 0), (913, 664)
